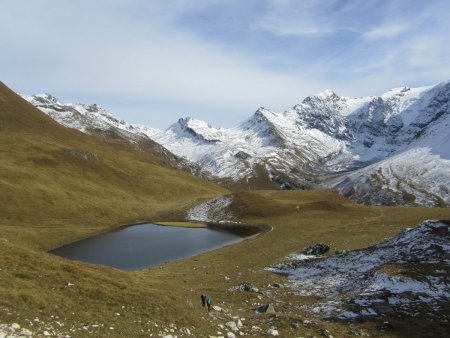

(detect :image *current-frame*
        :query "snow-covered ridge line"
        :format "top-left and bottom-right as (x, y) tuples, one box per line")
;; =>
(21, 93), (161, 137)
(21, 80), (450, 206)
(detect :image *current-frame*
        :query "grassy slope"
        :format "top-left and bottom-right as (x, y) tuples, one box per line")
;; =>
(0, 81), (227, 334)
(0, 81), (227, 250)
(1, 82), (450, 337)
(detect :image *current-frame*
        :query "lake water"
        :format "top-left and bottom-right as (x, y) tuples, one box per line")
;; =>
(50, 223), (254, 270)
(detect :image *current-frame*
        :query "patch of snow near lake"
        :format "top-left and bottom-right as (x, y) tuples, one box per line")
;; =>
(186, 196), (233, 223)
(271, 220), (450, 319)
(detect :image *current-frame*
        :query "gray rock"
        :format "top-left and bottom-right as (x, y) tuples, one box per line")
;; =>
(213, 305), (224, 312)
(303, 319), (313, 328)
(302, 243), (330, 255)
(231, 282), (259, 293)
(225, 321), (239, 332)
(11, 323), (21, 331)
(291, 322), (300, 329)
(251, 325), (262, 332)
(267, 328), (279, 336)
(20, 328), (33, 336)
(256, 303), (276, 315)
(233, 317), (243, 328)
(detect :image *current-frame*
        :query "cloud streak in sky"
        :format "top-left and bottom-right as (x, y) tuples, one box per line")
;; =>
(1, 0), (449, 128)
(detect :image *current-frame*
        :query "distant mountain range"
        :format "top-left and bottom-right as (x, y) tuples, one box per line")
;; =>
(22, 81), (450, 207)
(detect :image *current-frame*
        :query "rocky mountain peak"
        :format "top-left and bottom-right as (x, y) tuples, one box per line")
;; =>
(27, 93), (61, 106)
(252, 107), (272, 121)
(169, 117), (222, 143)
(315, 89), (339, 100)
(290, 92), (352, 140)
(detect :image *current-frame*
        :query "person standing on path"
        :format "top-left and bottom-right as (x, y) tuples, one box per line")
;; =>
(201, 294), (206, 307)
(206, 297), (212, 311)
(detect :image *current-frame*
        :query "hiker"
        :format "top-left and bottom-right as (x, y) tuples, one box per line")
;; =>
(206, 297), (212, 311)
(201, 294), (206, 307)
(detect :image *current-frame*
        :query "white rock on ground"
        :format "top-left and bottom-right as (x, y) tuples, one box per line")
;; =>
(267, 328), (279, 336)
(225, 321), (239, 332)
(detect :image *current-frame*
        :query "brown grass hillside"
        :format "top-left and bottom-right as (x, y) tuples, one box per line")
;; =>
(0, 81), (227, 249)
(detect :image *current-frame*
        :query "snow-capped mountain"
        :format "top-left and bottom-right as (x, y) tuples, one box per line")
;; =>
(21, 94), (205, 175)
(150, 82), (449, 206)
(22, 93), (160, 138)
(21, 81), (450, 207)
(329, 82), (450, 207)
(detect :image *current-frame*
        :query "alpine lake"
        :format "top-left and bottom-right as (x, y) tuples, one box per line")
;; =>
(50, 222), (265, 270)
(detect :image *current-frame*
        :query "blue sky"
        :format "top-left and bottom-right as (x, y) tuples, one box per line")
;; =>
(1, 0), (449, 128)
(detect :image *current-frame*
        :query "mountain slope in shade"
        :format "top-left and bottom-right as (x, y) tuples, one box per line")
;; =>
(22, 81), (450, 206)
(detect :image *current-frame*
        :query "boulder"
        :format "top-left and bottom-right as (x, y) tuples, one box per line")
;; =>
(225, 321), (239, 332)
(302, 243), (329, 255)
(213, 305), (224, 312)
(256, 303), (276, 315)
(251, 325), (262, 332)
(231, 282), (259, 293)
(11, 323), (21, 331)
(232, 317), (243, 328)
(303, 319), (313, 327)
(267, 328), (279, 336)
(291, 322), (300, 329)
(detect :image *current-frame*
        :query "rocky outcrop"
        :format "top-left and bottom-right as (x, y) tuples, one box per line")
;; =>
(271, 220), (450, 320)
(302, 243), (330, 256)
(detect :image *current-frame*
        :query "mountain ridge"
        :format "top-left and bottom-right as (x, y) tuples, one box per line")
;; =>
(21, 81), (450, 206)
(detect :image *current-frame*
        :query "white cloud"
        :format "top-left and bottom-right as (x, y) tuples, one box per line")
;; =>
(256, 17), (333, 36)
(0, 1), (325, 128)
(1, 0), (450, 128)
(254, 0), (344, 37)
(364, 23), (410, 39)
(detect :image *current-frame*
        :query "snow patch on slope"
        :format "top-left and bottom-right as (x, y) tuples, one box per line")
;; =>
(332, 147), (450, 207)
(186, 196), (234, 223)
(271, 220), (450, 319)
